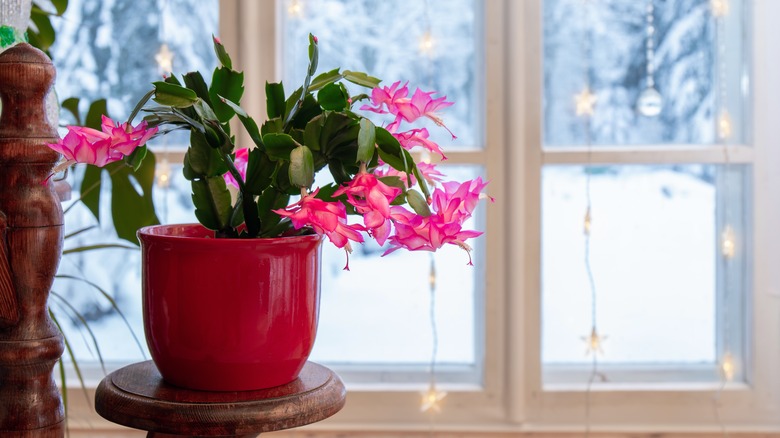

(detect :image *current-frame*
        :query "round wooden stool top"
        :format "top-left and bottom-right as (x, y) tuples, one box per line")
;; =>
(95, 361), (346, 437)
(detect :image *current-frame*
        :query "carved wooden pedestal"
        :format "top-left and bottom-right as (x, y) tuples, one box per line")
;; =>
(0, 44), (65, 436)
(95, 361), (346, 437)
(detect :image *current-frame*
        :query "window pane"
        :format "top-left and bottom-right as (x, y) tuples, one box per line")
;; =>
(543, 0), (747, 146)
(280, 0), (482, 148)
(51, 0), (218, 363)
(541, 165), (748, 375)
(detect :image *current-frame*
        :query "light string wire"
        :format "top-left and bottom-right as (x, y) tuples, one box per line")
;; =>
(712, 2), (732, 436)
(578, 1), (603, 436)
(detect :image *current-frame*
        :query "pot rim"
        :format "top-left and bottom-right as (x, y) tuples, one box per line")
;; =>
(137, 223), (323, 246)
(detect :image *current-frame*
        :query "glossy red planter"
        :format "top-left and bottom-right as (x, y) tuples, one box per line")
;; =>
(138, 224), (323, 391)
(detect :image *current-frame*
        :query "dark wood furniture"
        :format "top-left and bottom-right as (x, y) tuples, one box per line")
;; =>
(95, 361), (346, 437)
(0, 43), (65, 437)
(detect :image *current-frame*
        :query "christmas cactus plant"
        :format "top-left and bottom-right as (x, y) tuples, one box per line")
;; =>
(48, 35), (488, 267)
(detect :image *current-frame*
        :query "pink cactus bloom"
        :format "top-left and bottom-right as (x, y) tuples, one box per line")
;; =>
(333, 171), (401, 246)
(47, 116), (158, 167)
(393, 88), (456, 139)
(223, 147), (249, 189)
(383, 178), (489, 264)
(274, 190), (364, 250)
(393, 128), (447, 160)
(360, 81), (408, 115)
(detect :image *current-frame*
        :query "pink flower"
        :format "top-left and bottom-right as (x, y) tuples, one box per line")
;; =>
(393, 128), (447, 160)
(274, 190), (364, 250)
(383, 178), (489, 264)
(47, 116), (158, 167)
(223, 147), (249, 189)
(333, 171), (401, 246)
(360, 81), (408, 115)
(394, 88), (456, 139)
(375, 162), (444, 188)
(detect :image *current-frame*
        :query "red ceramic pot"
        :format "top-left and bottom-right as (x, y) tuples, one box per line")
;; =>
(137, 224), (323, 391)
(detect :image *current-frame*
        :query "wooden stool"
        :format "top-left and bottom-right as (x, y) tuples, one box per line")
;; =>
(95, 361), (346, 437)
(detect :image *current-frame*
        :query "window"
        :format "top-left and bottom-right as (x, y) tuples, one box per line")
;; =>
(540, 0), (750, 384)
(49, 0), (780, 434)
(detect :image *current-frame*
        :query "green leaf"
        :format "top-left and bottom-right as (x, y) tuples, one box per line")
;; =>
(317, 82), (349, 111)
(261, 117), (284, 137)
(308, 33), (319, 76)
(85, 99), (108, 129)
(61, 243), (138, 255)
(328, 160), (351, 186)
(245, 148), (275, 195)
(257, 189), (290, 236)
(191, 176), (232, 231)
(51, 0), (69, 15)
(266, 82), (286, 119)
(109, 152), (160, 243)
(79, 165), (102, 222)
(309, 68), (344, 92)
(356, 118), (376, 163)
(342, 70), (382, 88)
(218, 96), (265, 150)
(126, 89), (155, 125)
(375, 126), (411, 173)
(29, 12), (55, 51)
(152, 81), (199, 108)
(406, 189), (432, 217)
(187, 130), (228, 177)
(60, 97), (81, 125)
(289, 145), (314, 188)
(209, 67), (244, 122)
(192, 100), (219, 122)
(262, 133), (298, 161)
(212, 35), (232, 69)
(303, 115), (324, 152)
(124, 144), (148, 172)
(183, 71), (213, 106)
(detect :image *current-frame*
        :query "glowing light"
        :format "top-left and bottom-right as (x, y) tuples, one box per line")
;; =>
(574, 87), (597, 117)
(429, 258), (436, 291)
(155, 43), (174, 74)
(420, 384), (447, 413)
(711, 0), (729, 17)
(155, 158), (172, 189)
(718, 110), (732, 140)
(288, 0), (303, 17)
(720, 352), (736, 381)
(721, 225), (736, 259)
(419, 31), (436, 56)
(583, 206), (592, 236)
(582, 326), (606, 356)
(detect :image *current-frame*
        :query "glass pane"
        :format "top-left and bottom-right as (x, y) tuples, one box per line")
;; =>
(543, 0), (747, 146)
(541, 164), (748, 369)
(280, 0), (482, 148)
(310, 165), (484, 367)
(50, 0), (218, 363)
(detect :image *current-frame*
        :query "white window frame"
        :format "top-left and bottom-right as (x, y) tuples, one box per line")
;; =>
(65, 0), (780, 435)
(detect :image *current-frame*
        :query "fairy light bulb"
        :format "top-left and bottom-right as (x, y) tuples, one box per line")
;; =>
(711, 0), (729, 17)
(720, 352), (736, 381)
(288, 0), (303, 17)
(575, 87), (597, 117)
(718, 110), (732, 140)
(156, 158), (172, 189)
(155, 43), (174, 74)
(582, 326), (607, 356)
(419, 31), (435, 56)
(721, 225), (736, 259)
(420, 384), (447, 413)
(583, 206), (592, 236)
(429, 258), (436, 291)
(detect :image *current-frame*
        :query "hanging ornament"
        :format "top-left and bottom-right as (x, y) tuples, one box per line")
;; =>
(637, 0), (663, 117)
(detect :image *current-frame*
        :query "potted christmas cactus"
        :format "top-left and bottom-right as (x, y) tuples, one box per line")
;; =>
(47, 35), (488, 391)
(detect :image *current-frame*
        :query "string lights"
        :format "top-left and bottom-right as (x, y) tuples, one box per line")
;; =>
(154, 0), (173, 191)
(420, 254), (447, 414)
(288, 0), (304, 18)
